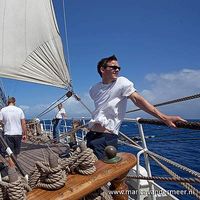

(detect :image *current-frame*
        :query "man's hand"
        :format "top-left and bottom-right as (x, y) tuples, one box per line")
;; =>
(22, 134), (27, 142)
(161, 115), (187, 128)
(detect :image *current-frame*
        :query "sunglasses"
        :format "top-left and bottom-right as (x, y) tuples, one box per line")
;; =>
(106, 65), (121, 71)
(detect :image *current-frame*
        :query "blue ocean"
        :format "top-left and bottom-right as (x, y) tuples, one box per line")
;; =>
(41, 119), (200, 200)
(119, 121), (200, 200)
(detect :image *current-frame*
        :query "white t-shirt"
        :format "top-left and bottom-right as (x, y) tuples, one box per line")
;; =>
(89, 76), (136, 134)
(0, 105), (25, 135)
(55, 108), (66, 119)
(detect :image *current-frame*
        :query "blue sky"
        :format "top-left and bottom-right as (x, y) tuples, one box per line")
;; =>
(2, 0), (200, 119)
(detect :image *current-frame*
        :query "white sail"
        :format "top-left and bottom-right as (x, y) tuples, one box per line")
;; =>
(0, 0), (71, 89)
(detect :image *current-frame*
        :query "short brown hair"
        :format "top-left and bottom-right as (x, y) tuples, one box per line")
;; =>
(7, 97), (16, 105)
(97, 55), (118, 77)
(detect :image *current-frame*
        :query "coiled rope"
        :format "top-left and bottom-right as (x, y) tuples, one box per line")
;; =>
(34, 162), (66, 190)
(0, 176), (31, 200)
(28, 142), (97, 192)
(60, 143), (97, 175)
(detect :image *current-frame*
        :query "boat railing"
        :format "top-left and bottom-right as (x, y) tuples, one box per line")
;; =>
(120, 117), (200, 200)
(40, 118), (89, 142)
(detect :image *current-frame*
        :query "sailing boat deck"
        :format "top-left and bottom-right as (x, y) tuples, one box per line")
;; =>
(18, 142), (68, 175)
(17, 143), (137, 200)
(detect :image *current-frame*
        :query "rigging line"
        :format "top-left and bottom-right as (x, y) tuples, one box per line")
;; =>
(126, 175), (200, 184)
(119, 131), (142, 148)
(37, 96), (70, 118)
(73, 93), (93, 115)
(0, 79), (7, 100)
(62, 0), (72, 84)
(36, 93), (67, 118)
(126, 93), (200, 113)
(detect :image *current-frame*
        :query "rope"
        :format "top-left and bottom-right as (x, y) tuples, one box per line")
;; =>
(138, 118), (200, 130)
(0, 177), (31, 200)
(62, 0), (73, 85)
(127, 175), (200, 183)
(60, 144), (97, 175)
(119, 131), (141, 147)
(147, 150), (200, 178)
(36, 93), (67, 118)
(126, 93), (200, 113)
(37, 95), (71, 118)
(29, 161), (66, 190)
(28, 143), (97, 192)
(35, 162), (66, 190)
(73, 93), (93, 115)
(70, 148), (96, 175)
(150, 155), (200, 199)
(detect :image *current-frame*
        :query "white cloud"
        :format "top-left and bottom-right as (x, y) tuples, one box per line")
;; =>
(127, 68), (200, 119)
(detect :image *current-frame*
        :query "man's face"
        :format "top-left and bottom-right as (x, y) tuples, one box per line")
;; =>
(101, 60), (121, 82)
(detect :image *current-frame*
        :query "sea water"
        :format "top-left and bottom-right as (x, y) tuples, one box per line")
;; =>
(41, 119), (200, 200)
(119, 121), (200, 200)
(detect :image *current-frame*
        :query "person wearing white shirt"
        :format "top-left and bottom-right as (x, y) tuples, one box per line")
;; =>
(87, 55), (186, 160)
(52, 103), (67, 142)
(0, 97), (27, 158)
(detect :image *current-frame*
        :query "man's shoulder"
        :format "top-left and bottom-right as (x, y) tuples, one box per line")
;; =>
(60, 108), (66, 112)
(1, 106), (10, 112)
(90, 82), (101, 91)
(10, 106), (24, 113)
(117, 76), (133, 84)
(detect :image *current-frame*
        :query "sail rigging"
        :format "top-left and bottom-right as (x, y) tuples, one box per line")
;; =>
(0, 0), (71, 89)
(0, 80), (6, 109)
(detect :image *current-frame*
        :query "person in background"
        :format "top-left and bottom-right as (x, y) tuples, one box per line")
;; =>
(87, 55), (186, 160)
(0, 97), (27, 158)
(52, 103), (67, 142)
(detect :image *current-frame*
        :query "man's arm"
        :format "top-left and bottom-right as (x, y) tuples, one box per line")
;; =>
(129, 92), (186, 128)
(61, 113), (67, 119)
(21, 119), (27, 140)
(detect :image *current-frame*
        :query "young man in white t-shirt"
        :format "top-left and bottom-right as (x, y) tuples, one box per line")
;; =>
(87, 55), (186, 159)
(0, 97), (27, 158)
(52, 103), (67, 142)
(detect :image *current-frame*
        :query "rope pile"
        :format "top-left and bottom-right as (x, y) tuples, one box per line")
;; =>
(0, 176), (31, 200)
(60, 142), (97, 175)
(29, 161), (66, 190)
(28, 142), (97, 192)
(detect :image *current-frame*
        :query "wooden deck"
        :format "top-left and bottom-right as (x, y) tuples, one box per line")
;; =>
(18, 142), (69, 175)
(27, 152), (137, 200)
